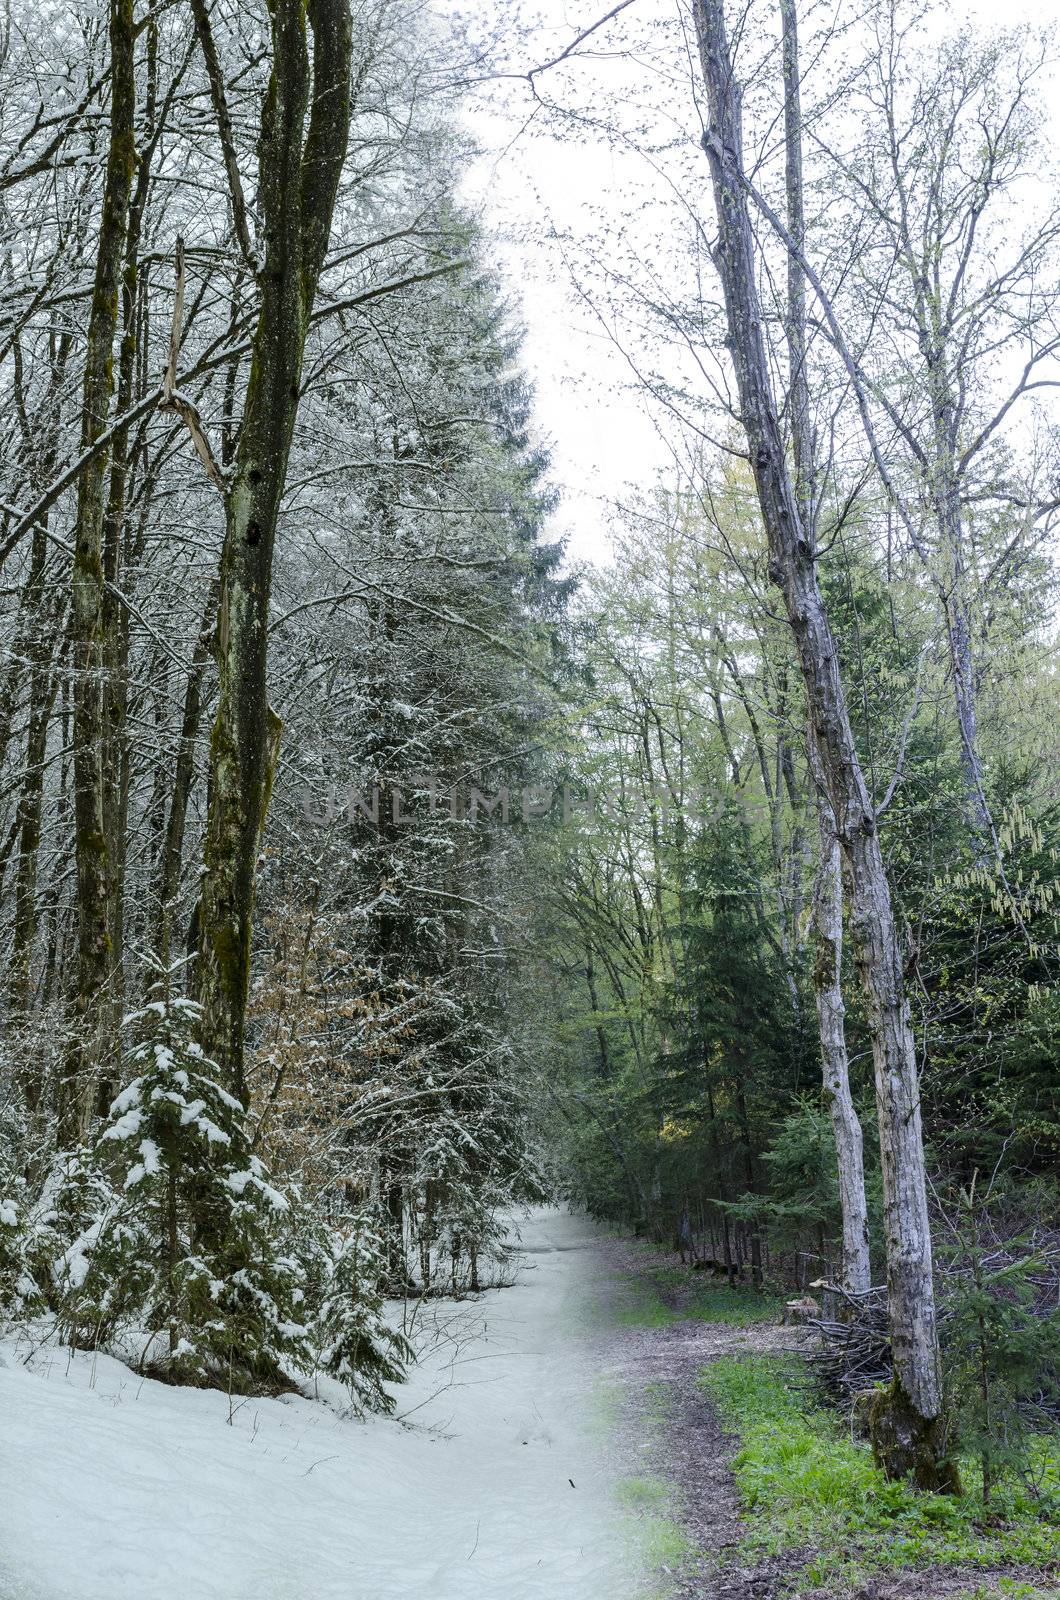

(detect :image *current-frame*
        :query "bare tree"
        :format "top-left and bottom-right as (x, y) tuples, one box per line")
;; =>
(193, 0), (354, 1101)
(780, 0), (869, 1296)
(62, 0), (136, 1142)
(693, 0), (954, 1487)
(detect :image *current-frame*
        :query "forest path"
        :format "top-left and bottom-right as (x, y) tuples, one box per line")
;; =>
(592, 1232), (804, 1600)
(594, 1235), (1058, 1600)
(0, 1208), (625, 1600)
(6, 1210), (1044, 1600)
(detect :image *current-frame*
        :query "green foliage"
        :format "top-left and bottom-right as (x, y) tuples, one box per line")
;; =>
(941, 1182), (1060, 1504)
(758, 1104), (841, 1245)
(608, 1272), (781, 1329)
(700, 1355), (1060, 1585)
(912, 805), (1060, 1178)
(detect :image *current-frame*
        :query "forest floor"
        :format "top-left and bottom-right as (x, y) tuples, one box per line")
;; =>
(600, 1233), (1060, 1600)
(0, 1210), (1057, 1600)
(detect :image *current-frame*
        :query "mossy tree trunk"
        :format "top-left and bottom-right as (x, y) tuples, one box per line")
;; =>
(62, 0), (137, 1146)
(96, 9), (165, 1115)
(694, 0), (953, 1488)
(196, 0), (353, 1101)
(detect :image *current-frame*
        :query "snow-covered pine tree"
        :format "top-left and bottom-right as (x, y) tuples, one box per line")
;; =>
(89, 980), (309, 1388)
(38, 1148), (130, 1346)
(300, 1208), (412, 1414)
(0, 1102), (44, 1320)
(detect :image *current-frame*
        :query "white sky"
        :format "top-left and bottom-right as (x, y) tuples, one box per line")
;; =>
(460, 0), (1060, 568)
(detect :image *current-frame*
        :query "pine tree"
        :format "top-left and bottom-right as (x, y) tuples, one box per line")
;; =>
(88, 981), (309, 1387)
(943, 1178), (1060, 1504)
(0, 1151), (44, 1322)
(301, 1210), (411, 1414)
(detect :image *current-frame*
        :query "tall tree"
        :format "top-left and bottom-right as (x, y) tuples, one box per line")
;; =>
(693, 0), (954, 1487)
(780, 0), (869, 1297)
(63, 0), (136, 1142)
(195, 0), (354, 1101)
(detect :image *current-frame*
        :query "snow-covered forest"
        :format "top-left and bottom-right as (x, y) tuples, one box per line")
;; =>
(0, 0), (1058, 1595)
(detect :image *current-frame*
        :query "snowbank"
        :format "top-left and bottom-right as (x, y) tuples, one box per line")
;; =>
(0, 1209), (625, 1600)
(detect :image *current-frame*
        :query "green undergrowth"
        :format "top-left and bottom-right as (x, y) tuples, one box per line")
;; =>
(699, 1355), (1060, 1592)
(616, 1473), (692, 1571)
(610, 1271), (782, 1328)
(589, 1373), (626, 1437)
(609, 1375), (698, 1593)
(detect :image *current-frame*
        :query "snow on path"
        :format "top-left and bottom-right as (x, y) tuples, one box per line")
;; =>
(0, 1209), (627, 1600)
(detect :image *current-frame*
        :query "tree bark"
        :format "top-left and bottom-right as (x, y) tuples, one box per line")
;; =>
(780, 0), (870, 1299)
(811, 784), (871, 1294)
(61, 0), (137, 1145)
(155, 583), (217, 967)
(196, 0), (353, 1099)
(693, 0), (954, 1488)
(96, 13), (160, 1112)
(10, 525), (60, 1080)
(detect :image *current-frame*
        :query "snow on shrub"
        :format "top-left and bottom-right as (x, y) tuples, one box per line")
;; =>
(2, 980), (411, 1411)
(84, 989), (310, 1387)
(298, 1209), (411, 1414)
(0, 1179), (45, 1320)
(0, 1098), (46, 1321)
(42, 1147), (138, 1346)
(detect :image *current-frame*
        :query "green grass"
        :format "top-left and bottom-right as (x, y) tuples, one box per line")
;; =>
(609, 1273), (782, 1329)
(615, 1474), (692, 1585)
(699, 1355), (1060, 1591)
(588, 1373), (626, 1437)
(682, 1281), (784, 1325)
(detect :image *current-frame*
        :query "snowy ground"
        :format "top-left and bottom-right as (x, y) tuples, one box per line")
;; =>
(0, 1209), (629, 1600)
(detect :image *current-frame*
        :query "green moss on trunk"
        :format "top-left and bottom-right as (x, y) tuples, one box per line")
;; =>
(870, 1378), (962, 1493)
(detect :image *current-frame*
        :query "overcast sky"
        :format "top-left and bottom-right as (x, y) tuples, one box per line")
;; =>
(460, 0), (1060, 569)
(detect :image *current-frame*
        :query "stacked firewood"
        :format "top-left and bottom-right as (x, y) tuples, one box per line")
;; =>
(803, 1218), (1060, 1423)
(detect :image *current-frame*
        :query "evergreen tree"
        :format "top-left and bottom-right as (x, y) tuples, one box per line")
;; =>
(301, 1210), (412, 1414)
(87, 982), (308, 1387)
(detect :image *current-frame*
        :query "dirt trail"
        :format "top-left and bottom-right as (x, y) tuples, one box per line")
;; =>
(596, 1233), (805, 1599)
(594, 1232), (1056, 1600)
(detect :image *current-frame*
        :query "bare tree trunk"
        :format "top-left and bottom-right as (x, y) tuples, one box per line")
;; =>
(155, 583), (217, 967)
(196, 0), (353, 1099)
(10, 526), (60, 1087)
(812, 785), (871, 1294)
(694, 0), (955, 1489)
(62, 0), (136, 1145)
(781, 0), (870, 1300)
(97, 16), (160, 1111)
